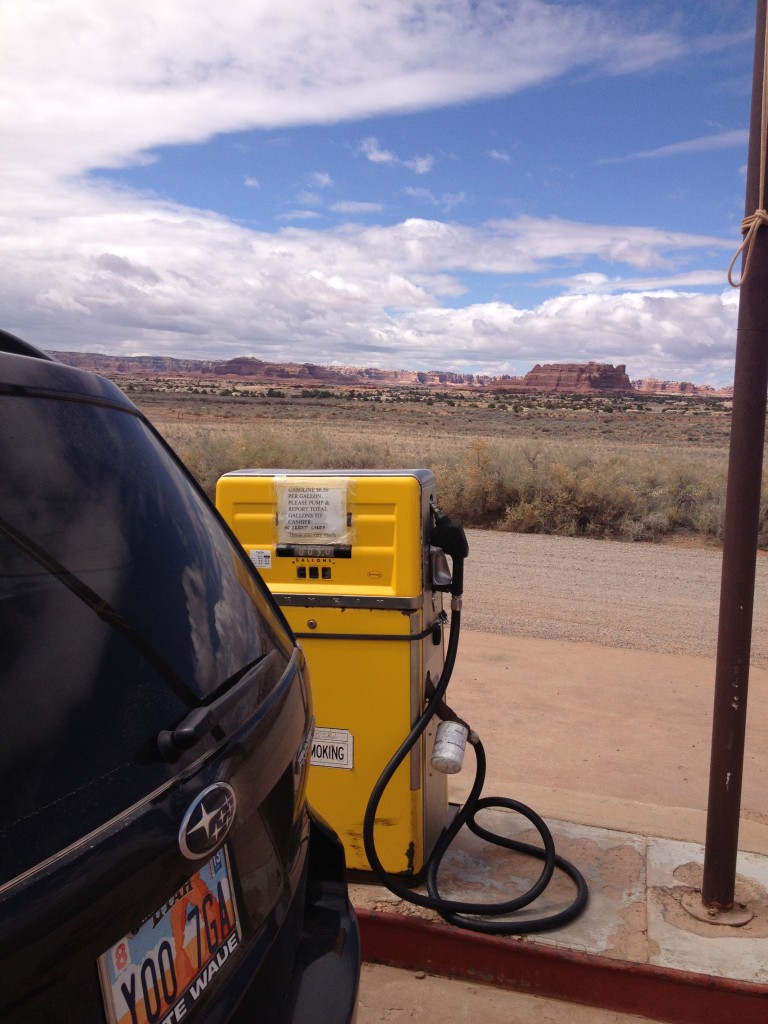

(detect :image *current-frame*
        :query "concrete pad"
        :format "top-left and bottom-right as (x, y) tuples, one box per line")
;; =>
(427, 813), (648, 961)
(646, 837), (768, 983)
(353, 817), (768, 1019)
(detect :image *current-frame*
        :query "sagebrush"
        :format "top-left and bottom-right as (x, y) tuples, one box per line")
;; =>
(164, 420), (742, 544)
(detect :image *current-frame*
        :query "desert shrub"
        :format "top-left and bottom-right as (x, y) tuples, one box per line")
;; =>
(493, 445), (729, 542)
(493, 448), (643, 538)
(168, 420), (737, 545)
(433, 440), (512, 526)
(172, 423), (400, 500)
(619, 511), (672, 542)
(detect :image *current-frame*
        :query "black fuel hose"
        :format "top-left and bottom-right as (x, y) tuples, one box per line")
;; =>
(362, 603), (589, 935)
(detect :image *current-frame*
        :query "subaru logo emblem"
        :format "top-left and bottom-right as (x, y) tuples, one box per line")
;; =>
(179, 783), (237, 860)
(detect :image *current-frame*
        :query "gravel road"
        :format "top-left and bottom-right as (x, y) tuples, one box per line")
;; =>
(461, 530), (768, 668)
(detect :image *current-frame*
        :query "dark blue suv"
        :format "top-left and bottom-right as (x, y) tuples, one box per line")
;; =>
(0, 331), (359, 1024)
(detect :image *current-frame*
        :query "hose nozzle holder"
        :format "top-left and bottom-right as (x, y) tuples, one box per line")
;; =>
(430, 506), (469, 597)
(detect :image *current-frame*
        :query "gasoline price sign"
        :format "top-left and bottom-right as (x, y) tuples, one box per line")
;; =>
(277, 480), (348, 544)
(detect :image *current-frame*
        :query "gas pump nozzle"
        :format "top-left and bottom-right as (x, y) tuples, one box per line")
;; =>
(427, 506), (470, 772)
(430, 506), (469, 597)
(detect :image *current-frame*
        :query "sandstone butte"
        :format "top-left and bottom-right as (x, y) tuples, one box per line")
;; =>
(47, 351), (732, 398)
(516, 362), (631, 393)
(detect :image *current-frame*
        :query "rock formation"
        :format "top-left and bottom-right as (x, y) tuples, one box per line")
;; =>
(631, 378), (730, 396)
(46, 351), (727, 396)
(521, 362), (632, 393)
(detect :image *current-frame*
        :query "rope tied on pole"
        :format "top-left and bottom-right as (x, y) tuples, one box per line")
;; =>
(727, 210), (768, 287)
(728, 7), (768, 289)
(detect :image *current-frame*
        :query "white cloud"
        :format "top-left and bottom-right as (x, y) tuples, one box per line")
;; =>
(601, 129), (749, 164)
(294, 191), (324, 206)
(309, 171), (334, 188)
(1, 1), (685, 182)
(404, 155), (435, 174)
(552, 269), (730, 294)
(374, 291), (739, 384)
(484, 217), (733, 272)
(330, 201), (385, 214)
(275, 209), (323, 221)
(0, 2), (743, 384)
(358, 137), (398, 165)
(359, 137), (434, 174)
(403, 188), (467, 212)
(1, 174), (739, 383)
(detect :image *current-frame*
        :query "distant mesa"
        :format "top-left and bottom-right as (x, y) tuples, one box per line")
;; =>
(519, 362), (631, 393)
(46, 351), (730, 397)
(631, 377), (730, 396)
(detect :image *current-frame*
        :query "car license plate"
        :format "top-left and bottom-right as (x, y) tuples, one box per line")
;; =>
(99, 847), (241, 1024)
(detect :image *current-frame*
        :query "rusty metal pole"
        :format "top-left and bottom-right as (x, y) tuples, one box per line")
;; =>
(701, 0), (768, 910)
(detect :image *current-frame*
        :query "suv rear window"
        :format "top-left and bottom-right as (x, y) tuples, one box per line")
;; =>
(0, 392), (291, 886)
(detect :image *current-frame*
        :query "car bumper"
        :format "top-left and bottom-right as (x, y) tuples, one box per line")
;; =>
(229, 807), (360, 1024)
(279, 810), (360, 1024)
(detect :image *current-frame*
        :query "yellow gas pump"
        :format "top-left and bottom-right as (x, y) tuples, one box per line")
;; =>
(215, 469), (449, 877)
(218, 466), (590, 935)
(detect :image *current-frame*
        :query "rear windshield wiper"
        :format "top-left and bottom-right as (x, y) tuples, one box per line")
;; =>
(0, 514), (200, 708)
(157, 651), (279, 762)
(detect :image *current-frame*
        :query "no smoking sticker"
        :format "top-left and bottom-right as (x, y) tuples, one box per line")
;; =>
(310, 727), (354, 769)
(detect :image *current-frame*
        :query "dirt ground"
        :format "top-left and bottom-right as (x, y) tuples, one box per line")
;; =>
(356, 531), (768, 1021)
(461, 528), (767, 663)
(453, 530), (768, 844)
(356, 963), (653, 1024)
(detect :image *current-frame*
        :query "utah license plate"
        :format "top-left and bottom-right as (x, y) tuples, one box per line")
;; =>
(99, 848), (241, 1024)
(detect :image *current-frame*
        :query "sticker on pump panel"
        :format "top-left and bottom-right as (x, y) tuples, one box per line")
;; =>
(276, 478), (351, 545)
(249, 549), (272, 569)
(311, 727), (354, 769)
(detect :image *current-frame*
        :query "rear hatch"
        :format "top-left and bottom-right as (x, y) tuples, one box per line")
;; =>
(0, 355), (314, 1022)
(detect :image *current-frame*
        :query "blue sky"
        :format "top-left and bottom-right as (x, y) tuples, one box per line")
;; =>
(1, 1), (759, 385)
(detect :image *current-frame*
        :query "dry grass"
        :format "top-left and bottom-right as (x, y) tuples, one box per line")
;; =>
(124, 382), (746, 545)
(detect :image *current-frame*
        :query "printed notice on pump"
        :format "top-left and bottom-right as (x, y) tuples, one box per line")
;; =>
(276, 477), (351, 545)
(311, 727), (353, 769)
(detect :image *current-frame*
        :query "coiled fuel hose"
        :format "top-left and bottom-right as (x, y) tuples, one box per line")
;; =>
(362, 516), (588, 935)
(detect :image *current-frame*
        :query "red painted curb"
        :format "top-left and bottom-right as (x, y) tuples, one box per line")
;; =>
(357, 909), (768, 1024)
